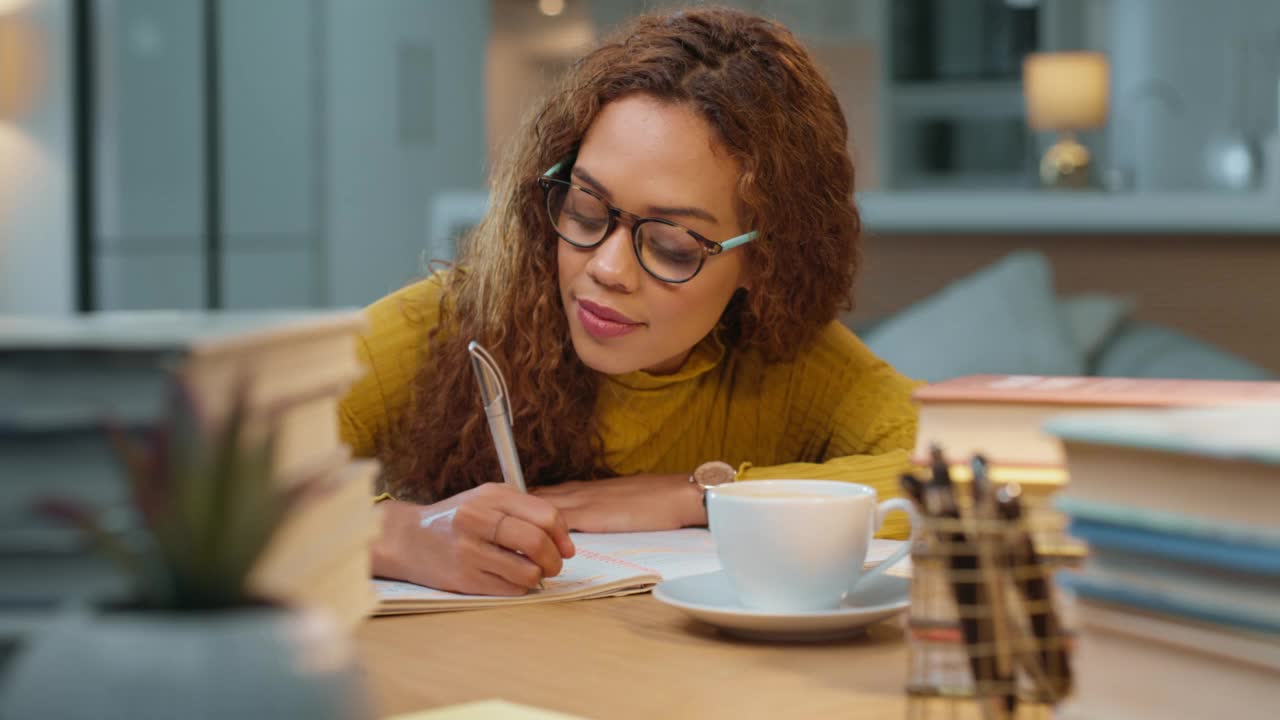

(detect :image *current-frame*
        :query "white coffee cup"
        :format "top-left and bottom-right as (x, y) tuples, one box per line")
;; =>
(706, 479), (920, 612)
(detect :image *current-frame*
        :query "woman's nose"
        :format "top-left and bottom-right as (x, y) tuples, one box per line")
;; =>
(585, 223), (641, 292)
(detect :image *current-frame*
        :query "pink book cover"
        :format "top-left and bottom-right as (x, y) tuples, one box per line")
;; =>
(912, 374), (1280, 407)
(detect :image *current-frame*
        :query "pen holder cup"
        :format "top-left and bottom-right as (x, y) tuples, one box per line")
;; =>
(904, 494), (1079, 720)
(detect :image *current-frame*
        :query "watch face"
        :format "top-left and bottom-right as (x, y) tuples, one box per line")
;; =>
(693, 461), (735, 487)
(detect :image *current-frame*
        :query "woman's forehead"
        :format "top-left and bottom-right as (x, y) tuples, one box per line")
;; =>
(575, 96), (739, 223)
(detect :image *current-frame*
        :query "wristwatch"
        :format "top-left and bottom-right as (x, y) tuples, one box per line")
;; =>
(689, 461), (736, 506)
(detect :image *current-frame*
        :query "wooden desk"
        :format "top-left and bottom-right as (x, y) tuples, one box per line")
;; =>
(357, 594), (910, 719)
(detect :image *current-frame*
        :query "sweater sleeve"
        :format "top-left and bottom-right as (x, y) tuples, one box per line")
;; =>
(338, 276), (445, 459)
(734, 328), (923, 539)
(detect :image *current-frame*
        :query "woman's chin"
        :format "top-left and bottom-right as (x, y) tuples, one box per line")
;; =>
(569, 332), (646, 376)
(574, 345), (643, 376)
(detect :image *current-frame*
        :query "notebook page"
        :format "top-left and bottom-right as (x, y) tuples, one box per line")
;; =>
(567, 528), (721, 581)
(373, 530), (722, 612)
(373, 547), (659, 611)
(372, 529), (908, 613)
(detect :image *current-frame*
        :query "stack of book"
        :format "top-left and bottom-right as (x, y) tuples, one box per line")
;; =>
(1045, 405), (1280, 720)
(913, 375), (1280, 546)
(0, 311), (379, 629)
(914, 374), (1280, 480)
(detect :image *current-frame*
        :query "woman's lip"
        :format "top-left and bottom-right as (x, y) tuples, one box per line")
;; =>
(577, 298), (640, 325)
(576, 301), (643, 340)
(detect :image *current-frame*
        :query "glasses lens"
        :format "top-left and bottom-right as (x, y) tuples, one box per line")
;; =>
(636, 221), (705, 282)
(545, 181), (610, 247)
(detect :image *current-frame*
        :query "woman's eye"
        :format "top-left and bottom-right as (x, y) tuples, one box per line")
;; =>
(566, 212), (607, 232)
(649, 241), (699, 264)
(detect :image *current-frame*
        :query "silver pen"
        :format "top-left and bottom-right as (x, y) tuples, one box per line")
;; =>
(467, 341), (528, 493)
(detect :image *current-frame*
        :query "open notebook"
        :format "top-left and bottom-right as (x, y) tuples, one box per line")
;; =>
(372, 529), (906, 615)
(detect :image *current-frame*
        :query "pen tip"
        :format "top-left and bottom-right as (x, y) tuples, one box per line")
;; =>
(899, 472), (923, 500)
(928, 443), (953, 486)
(929, 443), (948, 471)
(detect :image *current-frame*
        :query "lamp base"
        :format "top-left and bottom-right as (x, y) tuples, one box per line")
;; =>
(1039, 135), (1091, 189)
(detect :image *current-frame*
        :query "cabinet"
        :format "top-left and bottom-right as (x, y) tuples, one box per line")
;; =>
(91, 0), (320, 310)
(92, 0), (207, 310)
(878, 0), (1085, 190)
(85, 0), (490, 311)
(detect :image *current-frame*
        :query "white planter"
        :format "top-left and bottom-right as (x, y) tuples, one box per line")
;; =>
(0, 605), (373, 719)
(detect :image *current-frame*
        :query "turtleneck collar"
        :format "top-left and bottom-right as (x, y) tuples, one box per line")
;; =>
(603, 330), (727, 391)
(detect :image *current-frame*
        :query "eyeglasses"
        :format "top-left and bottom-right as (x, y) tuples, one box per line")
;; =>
(537, 162), (757, 284)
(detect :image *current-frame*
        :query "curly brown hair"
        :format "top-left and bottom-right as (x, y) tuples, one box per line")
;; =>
(382, 6), (861, 503)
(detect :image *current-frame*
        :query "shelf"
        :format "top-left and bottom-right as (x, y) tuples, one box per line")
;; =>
(857, 190), (1280, 234)
(890, 80), (1026, 117)
(428, 190), (1280, 243)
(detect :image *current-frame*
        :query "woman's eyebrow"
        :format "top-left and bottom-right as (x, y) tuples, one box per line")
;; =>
(572, 167), (719, 225)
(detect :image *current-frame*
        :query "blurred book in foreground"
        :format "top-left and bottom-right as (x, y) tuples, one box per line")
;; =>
(1047, 404), (1280, 720)
(1061, 600), (1280, 720)
(1047, 404), (1280, 532)
(0, 310), (377, 630)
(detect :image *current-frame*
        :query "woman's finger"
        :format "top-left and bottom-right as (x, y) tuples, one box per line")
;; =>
(468, 570), (532, 597)
(466, 538), (545, 590)
(491, 514), (564, 578)
(494, 490), (577, 559)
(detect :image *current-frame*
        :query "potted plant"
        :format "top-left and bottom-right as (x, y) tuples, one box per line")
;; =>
(0, 379), (373, 719)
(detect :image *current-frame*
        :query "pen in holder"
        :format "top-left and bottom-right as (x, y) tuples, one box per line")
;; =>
(901, 447), (1075, 720)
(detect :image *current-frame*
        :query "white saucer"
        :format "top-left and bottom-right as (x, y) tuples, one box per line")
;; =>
(652, 570), (910, 642)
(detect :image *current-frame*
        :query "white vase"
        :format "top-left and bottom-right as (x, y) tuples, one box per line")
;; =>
(0, 605), (374, 719)
(1204, 132), (1263, 192)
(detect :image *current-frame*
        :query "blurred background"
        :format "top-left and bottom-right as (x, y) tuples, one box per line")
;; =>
(2, 0), (1280, 378)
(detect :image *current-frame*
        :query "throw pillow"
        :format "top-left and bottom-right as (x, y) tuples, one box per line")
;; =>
(863, 251), (1084, 382)
(1094, 321), (1275, 380)
(1060, 293), (1136, 371)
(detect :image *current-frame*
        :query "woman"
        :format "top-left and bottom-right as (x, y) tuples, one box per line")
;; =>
(341, 7), (920, 596)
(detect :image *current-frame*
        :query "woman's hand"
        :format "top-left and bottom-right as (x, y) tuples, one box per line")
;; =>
(531, 473), (706, 533)
(372, 483), (576, 596)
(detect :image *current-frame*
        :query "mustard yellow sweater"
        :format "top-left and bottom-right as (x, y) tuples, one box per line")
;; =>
(339, 277), (921, 538)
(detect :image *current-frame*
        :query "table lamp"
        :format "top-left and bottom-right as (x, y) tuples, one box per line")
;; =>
(1023, 51), (1109, 189)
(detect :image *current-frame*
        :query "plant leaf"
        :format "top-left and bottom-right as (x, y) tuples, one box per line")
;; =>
(106, 421), (166, 530)
(34, 498), (144, 582)
(201, 374), (254, 595)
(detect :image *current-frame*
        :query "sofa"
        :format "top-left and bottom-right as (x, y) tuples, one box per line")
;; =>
(855, 251), (1274, 382)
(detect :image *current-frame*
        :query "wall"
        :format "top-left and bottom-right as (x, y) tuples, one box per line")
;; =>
(0, 0), (73, 314)
(487, 0), (593, 164)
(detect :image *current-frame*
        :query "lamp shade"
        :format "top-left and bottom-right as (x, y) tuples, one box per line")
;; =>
(0, 14), (43, 120)
(1023, 51), (1109, 131)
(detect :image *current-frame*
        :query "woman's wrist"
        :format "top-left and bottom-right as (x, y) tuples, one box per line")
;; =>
(677, 474), (709, 527)
(371, 498), (421, 581)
